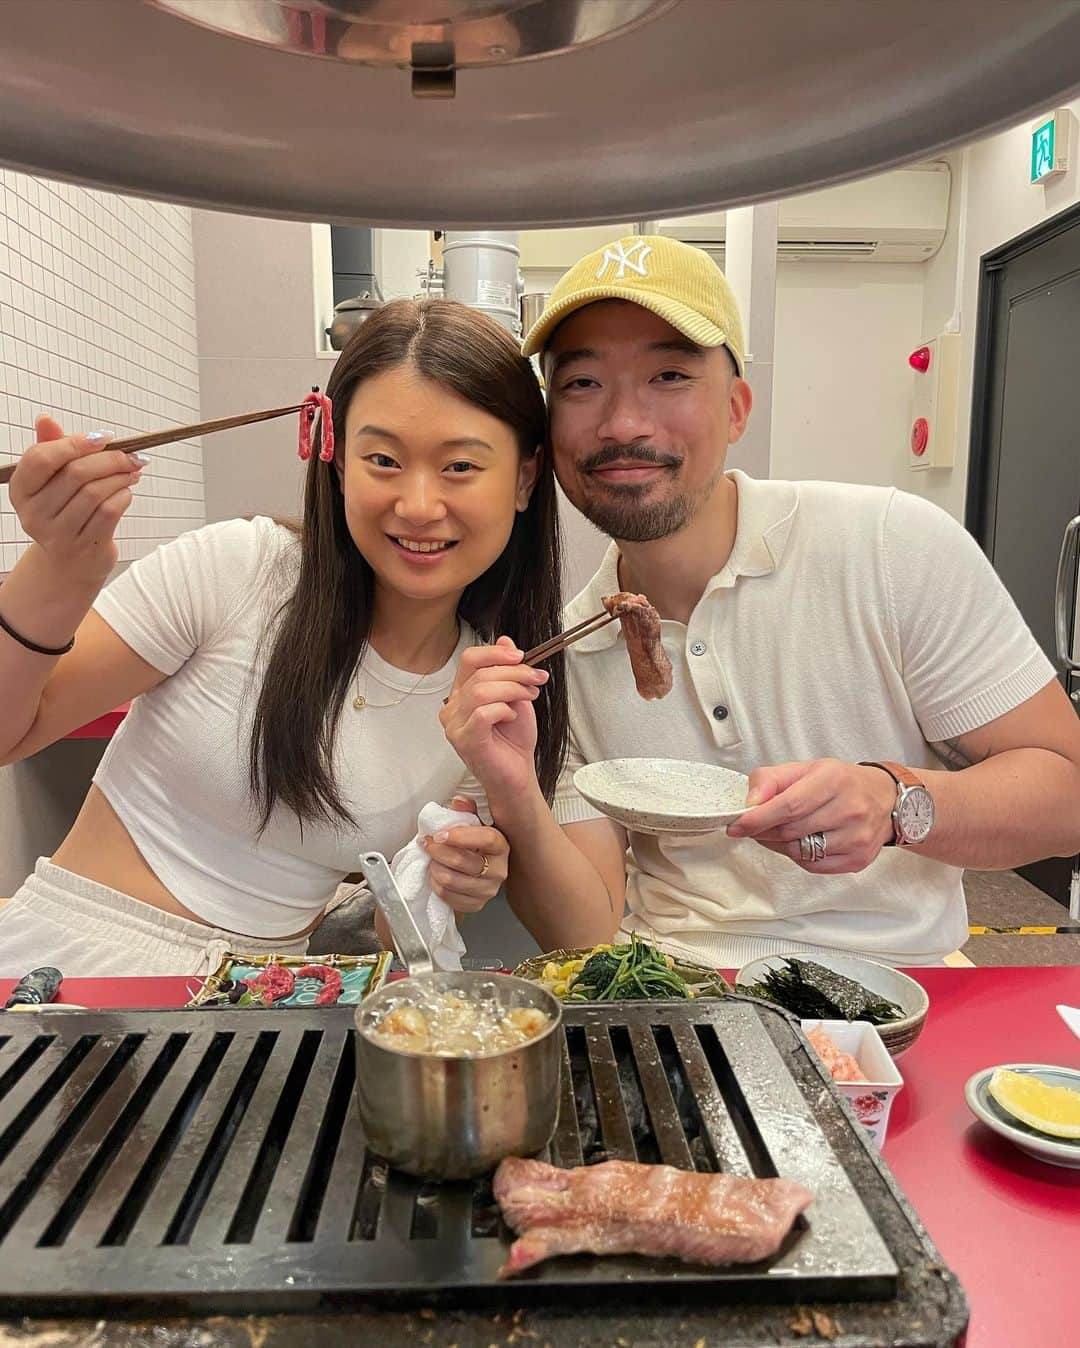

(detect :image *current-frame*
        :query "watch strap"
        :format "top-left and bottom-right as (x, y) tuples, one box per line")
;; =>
(859, 761), (927, 847)
(859, 760), (924, 791)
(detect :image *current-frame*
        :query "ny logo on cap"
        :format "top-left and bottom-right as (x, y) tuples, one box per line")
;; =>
(596, 239), (652, 281)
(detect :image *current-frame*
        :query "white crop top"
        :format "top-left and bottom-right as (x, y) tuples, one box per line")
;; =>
(92, 517), (483, 936)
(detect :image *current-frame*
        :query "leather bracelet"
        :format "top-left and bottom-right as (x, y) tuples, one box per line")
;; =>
(0, 608), (75, 656)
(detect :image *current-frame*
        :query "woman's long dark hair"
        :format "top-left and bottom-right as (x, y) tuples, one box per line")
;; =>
(249, 299), (567, 831)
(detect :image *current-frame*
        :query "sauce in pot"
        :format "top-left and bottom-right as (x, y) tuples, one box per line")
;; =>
(362, 984), (552, 1057)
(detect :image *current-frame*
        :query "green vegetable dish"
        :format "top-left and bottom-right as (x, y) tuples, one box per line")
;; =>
(522, 935), (728, 1002)
(742, 957), (904, 1025)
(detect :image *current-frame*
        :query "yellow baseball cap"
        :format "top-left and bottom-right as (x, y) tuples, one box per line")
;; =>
(521, 234), (745, 376)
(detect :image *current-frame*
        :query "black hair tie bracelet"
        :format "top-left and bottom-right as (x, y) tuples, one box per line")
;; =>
(0, 609), (75, 656)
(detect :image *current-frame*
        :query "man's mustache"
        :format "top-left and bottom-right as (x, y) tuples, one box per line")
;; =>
(577, 445), (682, 473)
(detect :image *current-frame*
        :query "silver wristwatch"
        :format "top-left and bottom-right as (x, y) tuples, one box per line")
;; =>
(860, 760), (935, 847)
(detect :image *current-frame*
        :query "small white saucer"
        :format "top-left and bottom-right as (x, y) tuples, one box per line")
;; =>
(573, 759), (750, 835)
(964, 1063), (1080, 1169)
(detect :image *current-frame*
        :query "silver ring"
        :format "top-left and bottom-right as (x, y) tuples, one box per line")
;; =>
(810, 831), (827, 862)
(798, 835), (814, 863)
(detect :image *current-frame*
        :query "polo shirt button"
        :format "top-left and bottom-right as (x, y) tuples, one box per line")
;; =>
(690, 640), (707, 656)
(712, 704), (729, 721)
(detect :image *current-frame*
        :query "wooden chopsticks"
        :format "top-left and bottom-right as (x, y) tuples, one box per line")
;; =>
(0, 401), (310, 486)
(523, 609), (618, 665)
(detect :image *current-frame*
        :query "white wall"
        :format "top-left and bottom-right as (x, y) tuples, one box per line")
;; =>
(193, 210), (328, 524)
(0, 171), (203, 567)
(0, 171), (203, 895)
(917, 100), (1080, 521)
(770, 262), (927, 487)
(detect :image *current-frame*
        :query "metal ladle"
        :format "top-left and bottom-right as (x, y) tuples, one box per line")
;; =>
(356, 851), (434, 975)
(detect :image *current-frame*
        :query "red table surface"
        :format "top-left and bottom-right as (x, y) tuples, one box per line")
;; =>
(64, 702), (129, 738)
(1, 965), (1077, 1346)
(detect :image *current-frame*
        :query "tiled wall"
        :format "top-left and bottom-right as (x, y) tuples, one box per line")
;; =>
(0, 170), (204, 572)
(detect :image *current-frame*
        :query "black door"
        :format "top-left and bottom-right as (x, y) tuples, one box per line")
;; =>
(968, 205), (1080, 908)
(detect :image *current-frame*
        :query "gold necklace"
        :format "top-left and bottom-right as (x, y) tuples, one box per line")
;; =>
(352, 664), (429, 711)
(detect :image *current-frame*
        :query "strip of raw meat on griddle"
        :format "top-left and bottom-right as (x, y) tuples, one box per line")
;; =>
(494, 1157), (812, 1276)
(602, 592), (673, 700)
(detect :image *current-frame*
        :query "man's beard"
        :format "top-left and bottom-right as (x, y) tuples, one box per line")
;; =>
(572, 444), (722, 543)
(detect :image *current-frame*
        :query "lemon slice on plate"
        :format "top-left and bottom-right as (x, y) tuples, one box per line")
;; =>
(988, 1067), (1080, 1139)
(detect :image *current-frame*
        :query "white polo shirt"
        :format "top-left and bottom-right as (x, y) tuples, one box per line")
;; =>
(553, 470), (1055, 967)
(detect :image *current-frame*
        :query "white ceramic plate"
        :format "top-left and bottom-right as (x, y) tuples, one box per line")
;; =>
(573, 759), (750, 835)
(736, 953), (930, 1056)
(965, 1063), (1080, 1169)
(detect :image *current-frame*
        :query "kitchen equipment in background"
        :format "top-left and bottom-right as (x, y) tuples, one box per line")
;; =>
(440, 232), (523, 336)
(520, 291), (549, 335)
(2, 2), (1078, 227)
(326, 225), (384, 349)
(326, 293), (383, 350)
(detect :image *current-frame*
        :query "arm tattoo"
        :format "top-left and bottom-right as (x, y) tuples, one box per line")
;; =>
(931, 737), (988, 772)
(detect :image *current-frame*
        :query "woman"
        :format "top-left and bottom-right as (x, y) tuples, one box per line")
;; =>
(0, 299), (567, 976)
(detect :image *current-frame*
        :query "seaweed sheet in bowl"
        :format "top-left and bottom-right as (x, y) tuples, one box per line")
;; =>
(515, 940), (730, 1001)
(736, 954), (929, 1056)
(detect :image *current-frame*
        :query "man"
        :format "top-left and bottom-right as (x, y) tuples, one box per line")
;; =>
(446, 235), (1080, 967)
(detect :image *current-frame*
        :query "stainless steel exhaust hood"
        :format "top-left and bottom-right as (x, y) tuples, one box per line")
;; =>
(1, 0), (1078, 228)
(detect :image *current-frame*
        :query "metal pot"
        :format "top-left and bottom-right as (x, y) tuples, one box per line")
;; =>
(354, 971), (562, 1180)
(353, 850), (562, 1180)
(520, 291), (549, 337)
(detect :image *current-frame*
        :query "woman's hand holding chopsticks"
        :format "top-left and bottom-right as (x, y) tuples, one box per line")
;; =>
(8, 417), (145, 579)
(440, 637), (549, 802)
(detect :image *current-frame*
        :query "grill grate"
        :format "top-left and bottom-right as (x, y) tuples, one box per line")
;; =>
(0, 999), (900, 1315)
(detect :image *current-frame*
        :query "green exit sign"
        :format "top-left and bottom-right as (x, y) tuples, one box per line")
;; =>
(1031, 111), (1069, 183)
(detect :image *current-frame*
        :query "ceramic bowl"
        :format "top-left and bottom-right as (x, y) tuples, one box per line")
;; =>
(736, 952), (929, 1056)
(573, 758), (750, 835)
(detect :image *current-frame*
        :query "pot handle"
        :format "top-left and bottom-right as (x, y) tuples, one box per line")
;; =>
(358, 852), (434, 975)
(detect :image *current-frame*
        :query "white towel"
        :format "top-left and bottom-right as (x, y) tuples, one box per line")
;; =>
(389, 802), (474, 971)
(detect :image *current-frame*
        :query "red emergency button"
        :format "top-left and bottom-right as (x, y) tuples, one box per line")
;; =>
(909, 346), (931, 373)
(911, 417), (929, 456)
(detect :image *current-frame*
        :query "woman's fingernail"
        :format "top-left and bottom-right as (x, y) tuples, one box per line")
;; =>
(85, 430), (111, 445)
(434, 830), (450, 844)
(130, 453), (150, 468)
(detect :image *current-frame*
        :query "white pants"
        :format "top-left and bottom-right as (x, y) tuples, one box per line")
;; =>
(0, 858), (309, 979)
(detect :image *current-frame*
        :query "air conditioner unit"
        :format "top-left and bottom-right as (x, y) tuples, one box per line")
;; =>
(659, 163), (951, 263)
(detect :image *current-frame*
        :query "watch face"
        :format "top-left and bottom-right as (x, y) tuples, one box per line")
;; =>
(898, 786), (934, 843)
